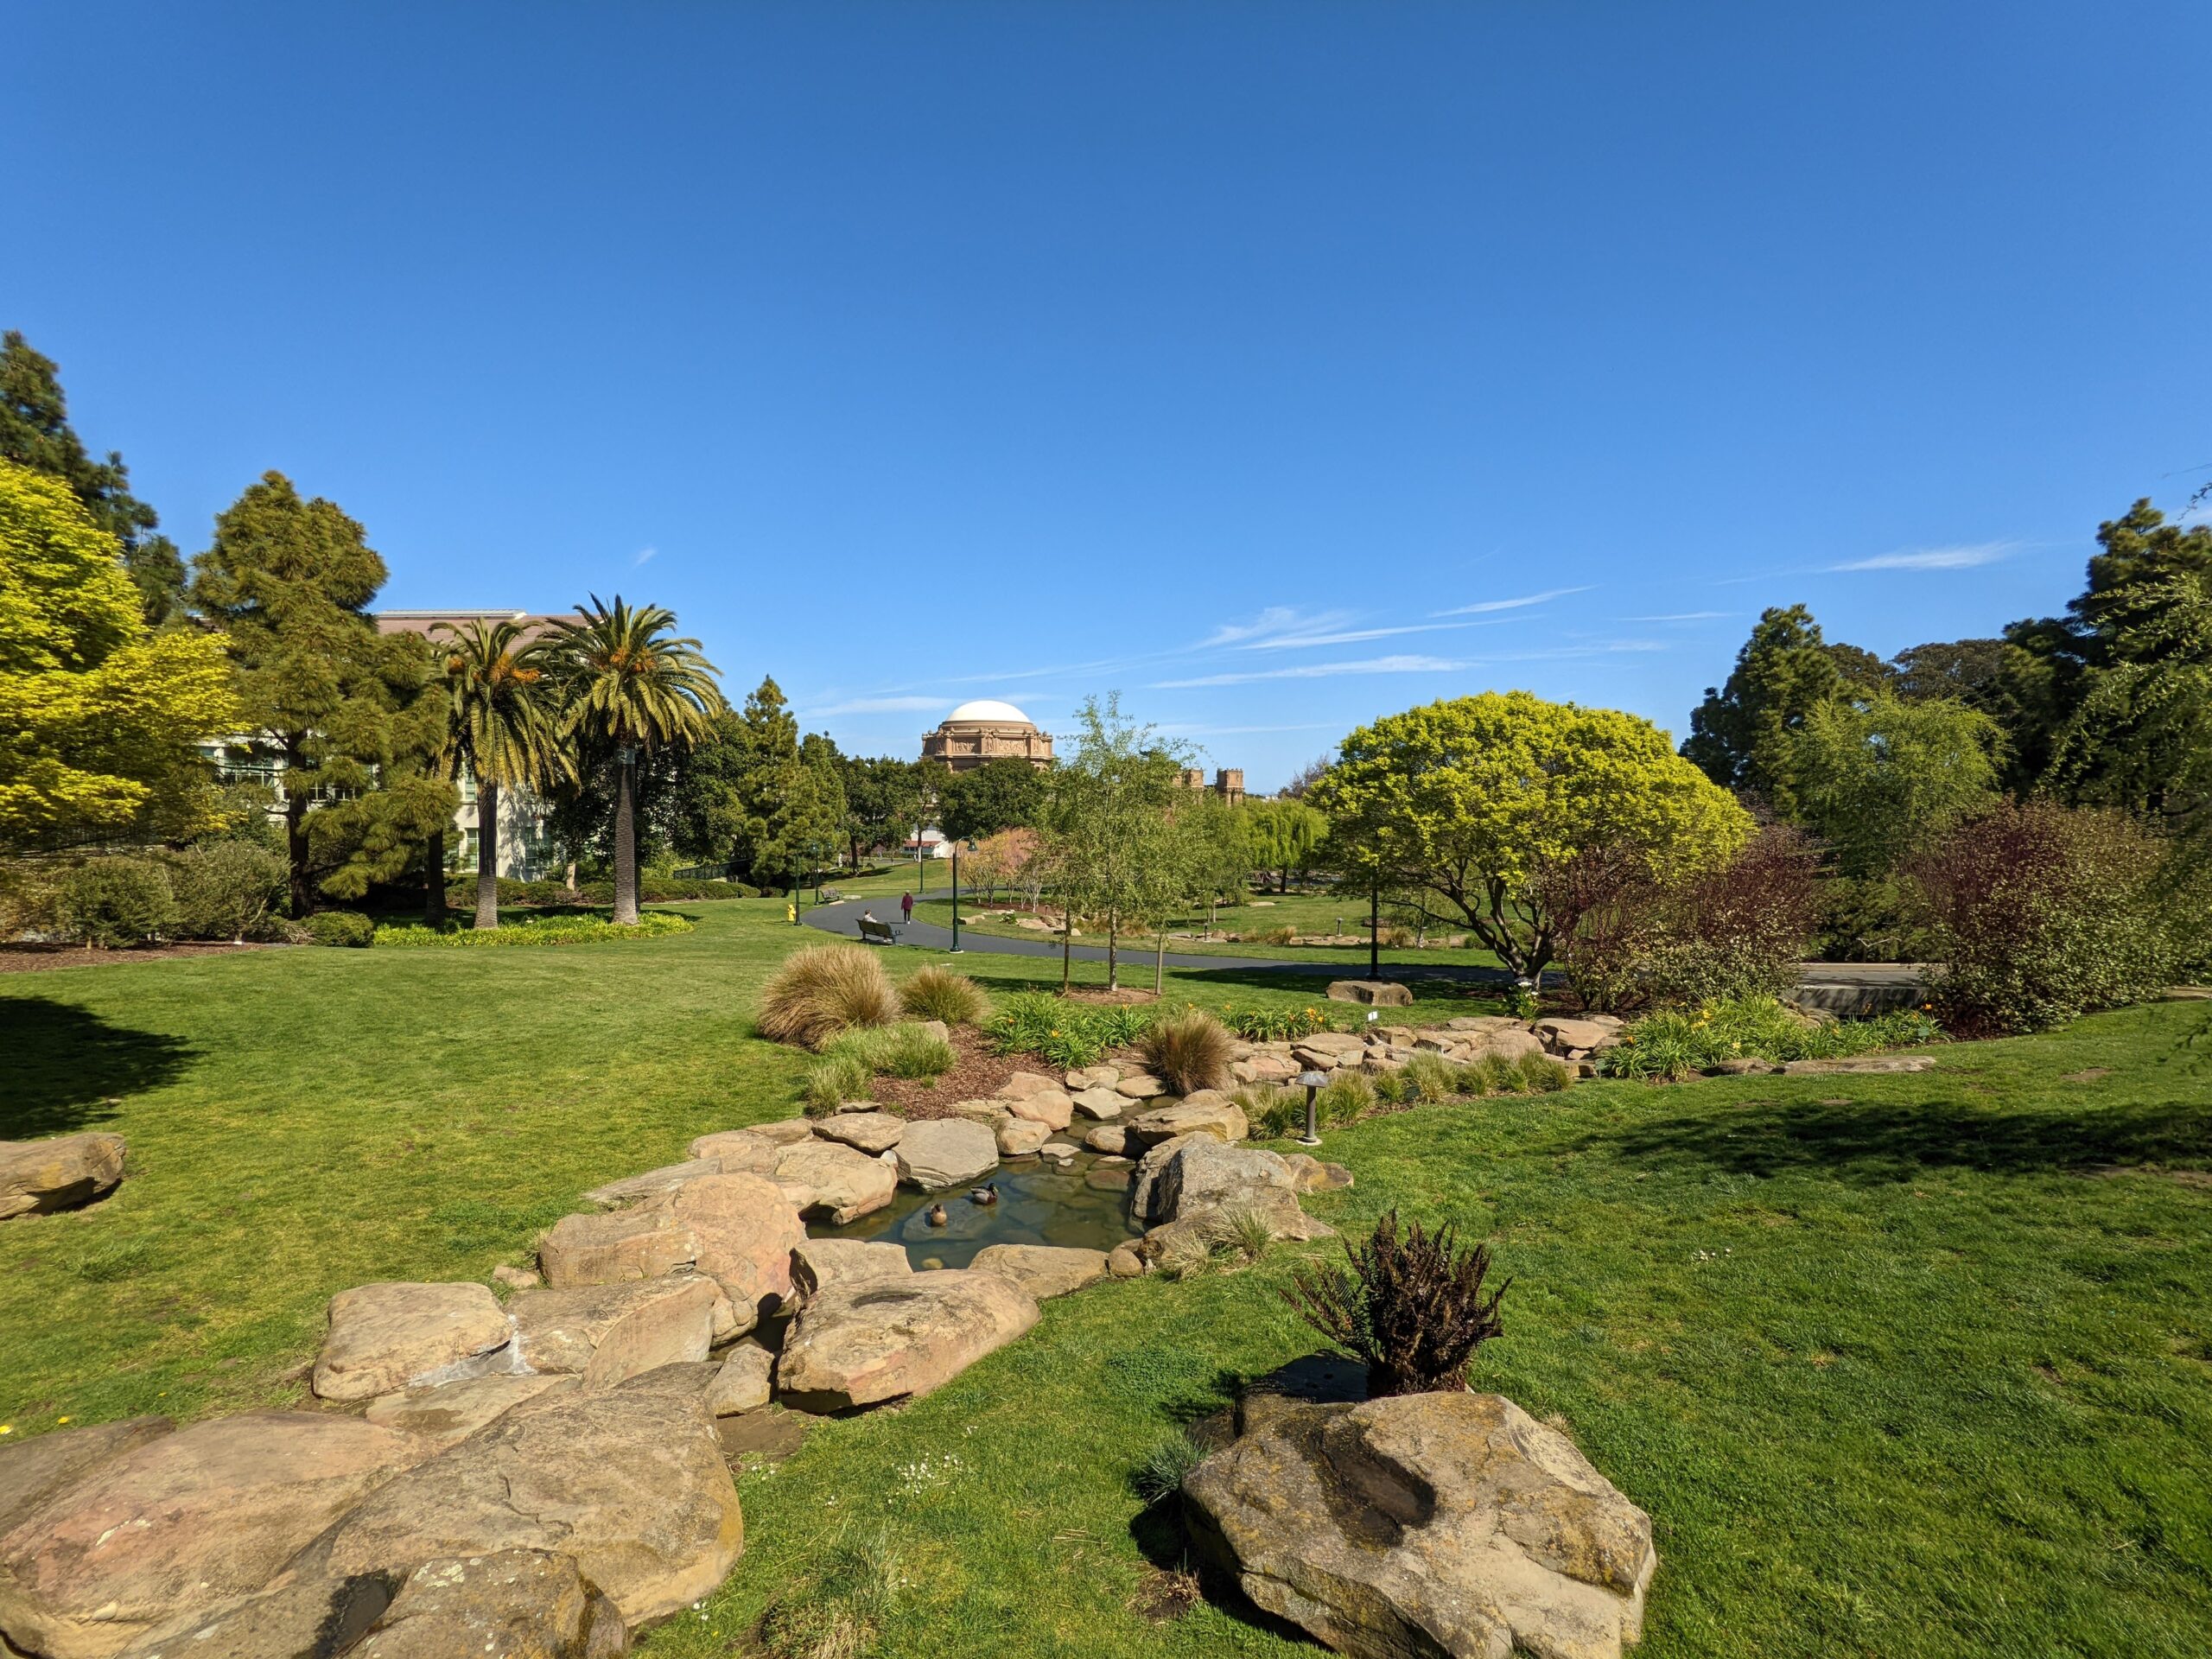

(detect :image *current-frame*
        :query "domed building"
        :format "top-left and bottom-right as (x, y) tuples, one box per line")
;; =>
(922, 699), (1054, 773)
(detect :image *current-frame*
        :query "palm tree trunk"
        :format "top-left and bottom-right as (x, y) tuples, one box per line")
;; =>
(613, 757), (639, 925)
(475, 780), (500, 929)
(424, 828), (448, 924)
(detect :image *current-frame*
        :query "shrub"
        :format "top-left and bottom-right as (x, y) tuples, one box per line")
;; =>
(54, 858), (175, 947)
(1220, 1004), (1332, 1041)
(375, 912), (692, 948)
(1599, 993), (1940, 1080)
(1284, 1208), (1510, 1397)
(1140, 1008), (1234, 1095)
(1371, 1067), (1413, 1104)
(1254, 925), (1298, 946)
(304, 910), (374, 948)
(759, 943), (899, 1049)
(899, 964), (988, 1027)
(1402, 1052), (1458, 1101)
(1912, 801), (2183, 1036)
(1315, 1070), (1376, 1127)
(1221, 1206), (1277, 1262)
(169, 842), (288, 941)
(1232, 1083), (1300, 1138)
(1518, 1051), (1573, 1092)
(986, 993), (1154, 1069)
(827, 1021), (956, 1081)
(802, 1052), (873, 1115)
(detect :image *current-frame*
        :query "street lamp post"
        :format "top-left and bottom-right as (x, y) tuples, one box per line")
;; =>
(950, 842), (963, 952)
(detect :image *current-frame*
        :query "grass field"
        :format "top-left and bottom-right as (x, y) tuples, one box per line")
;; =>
(3, 901), (2209, 1656)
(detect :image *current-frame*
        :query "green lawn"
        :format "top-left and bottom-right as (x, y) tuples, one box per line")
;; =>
(3, 903), (2209, 1656)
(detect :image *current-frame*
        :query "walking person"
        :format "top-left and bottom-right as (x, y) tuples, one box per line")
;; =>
(900, 891), (914, 925)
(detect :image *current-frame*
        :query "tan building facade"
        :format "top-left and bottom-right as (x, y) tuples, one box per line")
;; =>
(923, 700), (1055, 773)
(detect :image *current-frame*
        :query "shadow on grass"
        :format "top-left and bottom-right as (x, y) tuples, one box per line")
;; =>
(1578, 1096), (2212, 1184)
(0, 995), (197, 1138)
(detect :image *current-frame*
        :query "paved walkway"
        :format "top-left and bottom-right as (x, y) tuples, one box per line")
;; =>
(798, 893), (1515, 983)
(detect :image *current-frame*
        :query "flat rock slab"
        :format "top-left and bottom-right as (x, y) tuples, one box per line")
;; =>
(969, 1244), (1108, 1300)
(1326, 980), (1414, 1007)
(508, 1275), (727, 1388)
(0, 1417), (172, 1544)
(996, 1071), (1062, 1099)
(584, 1160), (728, 1211)
(539, 1207), (699, 1288)
(292, 1371), (743, 1631)
(791, 1238), (912, 1302)
(1185, 1390), (1656, 1659)
(777, 1269), (1039, 1411)
(353, 1550), (626, 1658)
(365, 1374), (577, 1451)
(0, 1133), (128, 1220)
(1070, 1087), (1124, 1120)
(0, 1410), (429, 1659)
(1283, 1154), (1355, 1193)
(773, 1142), (897, 1225)
(1780, 1055), (1936, 1075)
(113, 1573), (397, 1658)
(1003, 1089), (1074, 1130)
(1084, 1124), (1129, 1154)
(893, 1119), (999, 1190)
(1128, 1096), (1248, 1149)
(684, 1128), (786, 1172)
(1114, 1074), (1168, 1099)
(997, 1117), (1053, 1155)
(314, 1281), (513, 1403)
(811, 1111), (906, 1154)
(1536, 1016), (1624, 1053)
(651, 1172), (804, 1321)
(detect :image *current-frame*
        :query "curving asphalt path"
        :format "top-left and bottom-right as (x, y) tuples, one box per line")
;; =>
(798, 893), (1514, 983)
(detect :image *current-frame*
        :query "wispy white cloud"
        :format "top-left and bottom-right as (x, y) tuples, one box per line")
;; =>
(810, 695), (953, 716)
(632, 545), (658, 567)
(1829, 542), (2013, 572)
(1623, 611), (1733, 622)
(1430, 586), (1593, 617)
(1198, 607), (1355, 649)
(1241, 620), (1491, 651)
(1152, 654), (1466, 690)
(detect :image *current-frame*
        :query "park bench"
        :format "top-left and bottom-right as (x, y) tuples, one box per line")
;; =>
(855, 916), (899, 945)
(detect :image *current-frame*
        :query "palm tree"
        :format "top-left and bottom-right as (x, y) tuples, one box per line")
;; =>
(434, 618), (572, 929)
(546, 595), (722, 924)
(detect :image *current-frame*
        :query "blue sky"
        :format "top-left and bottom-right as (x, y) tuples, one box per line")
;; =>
(10, 3), (2209, 789)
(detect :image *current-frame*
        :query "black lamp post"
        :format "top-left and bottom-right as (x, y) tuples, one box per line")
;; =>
(950, 841), (963, 952)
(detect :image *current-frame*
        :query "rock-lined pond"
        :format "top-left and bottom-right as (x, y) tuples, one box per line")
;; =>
(815, 1145), (1144, 1268)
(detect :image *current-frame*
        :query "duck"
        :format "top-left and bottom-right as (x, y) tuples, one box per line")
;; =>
(969, 1184), (999, 1206)
(925, 1203), (950, 1228)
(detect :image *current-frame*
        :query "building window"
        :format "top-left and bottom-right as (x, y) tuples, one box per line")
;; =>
(462, 828), (480, 874)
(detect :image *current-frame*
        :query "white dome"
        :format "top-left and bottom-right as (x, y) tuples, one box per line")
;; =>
(944, 699), (1033, 726)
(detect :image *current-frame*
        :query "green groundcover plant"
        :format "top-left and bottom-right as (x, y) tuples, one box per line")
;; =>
(374, 911), (693, 948)
(986, 991), (1154, 1068)
(1599, 994), (1940, 1081)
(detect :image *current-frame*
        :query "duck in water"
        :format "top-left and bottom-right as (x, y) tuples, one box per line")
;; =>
(969, 1183), (999, 1206)
(925, 1203), (950, 1228)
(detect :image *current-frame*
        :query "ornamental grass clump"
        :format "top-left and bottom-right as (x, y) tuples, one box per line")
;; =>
(1316, 1070), (1376, 1127)
(1284, 1207), (1510, 1397)
(1232, 1083), (1300, 1138)
(1402, 1052), (1458, 1101)
(758, 942), (899, 1049)
(1139, 1007), (1234, 1095)
(899, 963), (988, 1027)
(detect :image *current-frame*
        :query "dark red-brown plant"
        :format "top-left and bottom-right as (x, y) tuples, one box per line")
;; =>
(1282, 1209), (1510, 1397)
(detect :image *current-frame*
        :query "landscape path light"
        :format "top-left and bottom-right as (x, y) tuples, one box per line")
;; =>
(1294, 1070), (1330, 1147)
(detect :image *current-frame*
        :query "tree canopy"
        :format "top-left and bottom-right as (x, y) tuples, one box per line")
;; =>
(0, 331), (185, 624)
(1790, 692), (2003, 879)
(936, 753), (1046, 842)
(1314, 690), (1752, 980)
(1681, 604), (1893, 816)
(0, 459), (238, 849)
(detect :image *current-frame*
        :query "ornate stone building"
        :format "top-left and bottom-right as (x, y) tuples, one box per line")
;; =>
(922, 700), (1055, 773)
(1178, 767), (1247, 806)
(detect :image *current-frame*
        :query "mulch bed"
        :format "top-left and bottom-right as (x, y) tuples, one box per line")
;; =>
(0, 941), (282, 974)
(866, 1025), (1031, 1118)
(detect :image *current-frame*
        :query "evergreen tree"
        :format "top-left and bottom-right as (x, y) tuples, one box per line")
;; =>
(1681, 604), (1891, 817)
(187, 472), (455, 914)
(937, 753), (1046, 842)
(0, 331), (186, 624)
(838, 754), (931, 868)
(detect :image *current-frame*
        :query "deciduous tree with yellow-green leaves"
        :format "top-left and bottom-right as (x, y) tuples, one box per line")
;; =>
(0, 458), (238, 849)
(1310, 690), (1752, 982)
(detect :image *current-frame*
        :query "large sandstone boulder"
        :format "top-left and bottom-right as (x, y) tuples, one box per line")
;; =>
(1184, 1391), (1656, 1659)
(0, 1133), (128, 1220)
(539, 1208), (699, 1288)
(1128, 1134), (1200, 1221)
(1779, 1055), (1936, 1075)
(1070, 1086), (1124, 1120)
(113, 1574), (397, 1658)
(707, 1343), (777, 1416)
(291, 1370), (743, 1630)
(1535, 1016), (1624, 1056)
(1002, 1089), (1074, 1130)
(1114, 1073), (1168, 1099)
(508, 1275), (726, 1386)
(0, 1418), (172, 1543)
(1141, 1138), (1298, 1224)
(772, 1142), (897, 1225)
(996, 1071), (1062, 1100)
(313, 1282), (513, 1403)
(684, 1128), (787, 1172)
(652, 1172), (803, 1319)
(353, 1550), (628, 1657)
(365, 1374), (576, 1451)
(789, 1239), (912, 1303)
(893, 1119), (998, 1189)
(1084, 1124), (1129, 1154)
(969, 1244), (1107, 1300)
(1325, 979), (1414, 1007)
(810, 1111), (906, 1154)
(1127, 1094), (1247, 1148)
(1282, 1154), (1355, 1193)
(0, 1412), (429, 1659)
(996, 1117), (1052, 1155)
(777, 1270), (1039, 1411)
(583, 1160), (728, 1211)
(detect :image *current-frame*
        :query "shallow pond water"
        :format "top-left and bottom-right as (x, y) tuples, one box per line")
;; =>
(813, 1146), (1144, 1269)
